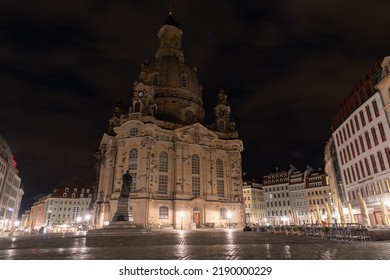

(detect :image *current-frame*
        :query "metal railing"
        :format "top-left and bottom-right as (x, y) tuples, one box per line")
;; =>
(303, 223), (370, 242)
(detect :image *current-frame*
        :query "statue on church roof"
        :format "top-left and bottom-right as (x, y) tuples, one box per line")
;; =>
(108, 101), (128, 135)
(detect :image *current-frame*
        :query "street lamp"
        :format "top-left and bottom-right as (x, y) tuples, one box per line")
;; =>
(227, 211), (232, 228)
(180, 212), (184, 230)
(13, 220), (20, 230)
(76, 216), (82, 231)
(85, 214), (91, 230)
(329, 192), (336, 224)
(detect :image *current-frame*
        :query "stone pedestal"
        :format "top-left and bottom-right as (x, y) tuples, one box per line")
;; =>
(86, 197), (152, 237)
(86, 222), (151, 236)
(112, 197), (132, 222)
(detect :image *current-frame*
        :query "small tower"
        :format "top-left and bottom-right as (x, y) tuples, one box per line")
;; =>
(211, 86), (238, 138)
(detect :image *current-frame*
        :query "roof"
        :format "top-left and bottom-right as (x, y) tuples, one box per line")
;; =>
(163, 13), (180, 29)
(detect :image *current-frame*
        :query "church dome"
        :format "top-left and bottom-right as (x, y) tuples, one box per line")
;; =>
(135, 12), (205, 125)
(163, 14), (180, 29)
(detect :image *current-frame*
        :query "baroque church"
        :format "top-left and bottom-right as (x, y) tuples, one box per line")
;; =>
(94, 11), (244, 229)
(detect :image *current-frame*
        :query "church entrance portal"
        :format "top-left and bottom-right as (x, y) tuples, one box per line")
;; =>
(193, 207), (201, 226)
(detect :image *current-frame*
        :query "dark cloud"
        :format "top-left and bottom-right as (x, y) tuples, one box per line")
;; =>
(1, 0), (390, 212)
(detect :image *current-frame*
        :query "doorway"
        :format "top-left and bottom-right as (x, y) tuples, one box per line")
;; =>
(193, 207), (201, 226)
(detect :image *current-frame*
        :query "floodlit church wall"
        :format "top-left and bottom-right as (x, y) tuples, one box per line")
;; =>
(94, 12), (245, 229)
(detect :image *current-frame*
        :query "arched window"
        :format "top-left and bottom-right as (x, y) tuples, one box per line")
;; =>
(134, 102), (141, 113)
(192, 155), (200, 195)
(159, 206), (169, 219)
(159, 151), (168, 172)
(218, 120), (225, 131)
(128, 149), (138, 170)
(185, 110), (194, 122)
(128, 149), (138, 192)
(192, 155), (200, 174)
(220, 208), (227, 219)
(216, 159), (224, 177)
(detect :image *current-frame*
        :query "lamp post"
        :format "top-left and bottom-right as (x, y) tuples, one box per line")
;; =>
(85, 214), (91, 230)
(329, 192), (336, 224)
(76, 216), (82, 231)
(13, 220), (20, 231)
(180, 212), (184, 230)
(227, 211), (232, 228)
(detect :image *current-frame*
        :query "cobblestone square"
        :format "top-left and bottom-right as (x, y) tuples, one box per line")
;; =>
(1, 229), (390, 260)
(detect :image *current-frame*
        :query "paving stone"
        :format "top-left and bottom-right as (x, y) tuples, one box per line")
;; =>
(0, 229), (389, 259)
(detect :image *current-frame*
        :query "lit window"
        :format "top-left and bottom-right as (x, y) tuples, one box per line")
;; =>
(217, 180), (225, 197)
(192, 155), (200, 174)
(192, 177), (200, 195)
(159, 152), (168, 172)
(128, 149), (138, 170)
(158, 175), (168, 194)
(216, 159), (224, 177)
(159, 206), (169, 219)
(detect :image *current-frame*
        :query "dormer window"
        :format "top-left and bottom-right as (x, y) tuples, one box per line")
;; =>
(65, 188), (69, 193)
(73, 188), (77, 193)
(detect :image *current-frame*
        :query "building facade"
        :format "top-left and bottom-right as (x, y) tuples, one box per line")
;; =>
(94, 12), (245, 229)
(0, 135), (24, 231)
(262, 167), (292, 225)
(324, 136), (345, 219)
(288, 168), (307, 224)
(242, 180), (266, 225)
(262, 165), (331, 225)
(27, 185), (93, 232)
(332, 57), (390, 225)
(304, 169), (332, 224)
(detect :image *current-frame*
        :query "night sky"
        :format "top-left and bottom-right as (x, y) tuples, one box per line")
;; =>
(1, 1), (390, 212)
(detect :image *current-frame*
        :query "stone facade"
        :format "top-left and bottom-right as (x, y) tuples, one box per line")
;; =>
(0, 135), (23, 231)
(94, 12), (244, 229)
(332, 57), (390, 226)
